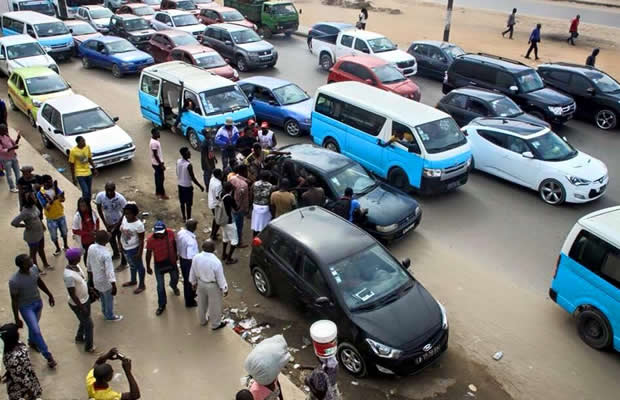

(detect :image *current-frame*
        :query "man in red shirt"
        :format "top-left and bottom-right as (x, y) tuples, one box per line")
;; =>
(567, 14), (580, 45)
(145, 221), (180, 316)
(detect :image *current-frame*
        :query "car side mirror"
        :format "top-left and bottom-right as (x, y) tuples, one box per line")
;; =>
(314, 297), (331, 307)
(407, 143), (420, 153)
(113, 117), (120, 122)
(402, 258), (411, 268)
(54, 129), (63, 134)
(69, 28), (74, 33)
(20, 90), (25, 96)
(268, 99), (277, 105)
(224, 40), (232, 45)
(521, 151), (534, 159)
(509, 85), (518, 93)
(586, 87), (595, 95)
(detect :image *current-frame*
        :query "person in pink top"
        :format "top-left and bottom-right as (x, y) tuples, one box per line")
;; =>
(250, 379), (283, 400)
(0, 124), (21, 193)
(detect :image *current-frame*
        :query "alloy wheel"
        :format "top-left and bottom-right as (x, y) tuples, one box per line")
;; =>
(540, 180), (564, 205)
(253, 270), (267, 294)
(237, 57), (247, 72)
(340, 348), (363, 374)
(112, 65), (122, 79)
(285, 120), (301, 137)
(188, 129), (199, 150)
(595, 110), (616, 130)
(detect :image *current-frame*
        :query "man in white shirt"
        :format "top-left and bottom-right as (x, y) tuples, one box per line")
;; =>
(176, 219), (199, 308)
(189, 240), (228, 330)
(207, 168), (223, 240)
(87, 231), (122, 322)
(64, 248), (95, 352)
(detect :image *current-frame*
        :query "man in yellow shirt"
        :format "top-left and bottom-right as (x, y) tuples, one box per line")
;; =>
(68, 136), (97, 200)
(35, 175), (68, 256)
(86, 348), (141, 400)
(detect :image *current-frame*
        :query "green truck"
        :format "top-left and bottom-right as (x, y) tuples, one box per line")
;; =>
(223, 0), (299, 38)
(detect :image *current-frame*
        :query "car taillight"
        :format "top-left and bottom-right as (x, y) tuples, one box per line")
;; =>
(553, 255), (561, 278)
(252, 237), (262, 247)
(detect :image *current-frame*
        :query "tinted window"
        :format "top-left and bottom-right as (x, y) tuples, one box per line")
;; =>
(477, 129), (506, 148)
(337, 61), (356, 75)
(504, 135), (529, 153)
(270, 232), (297, 266)
(340, 34), (353, 47)
(446, 93), (467, 108)
(495, 71), (516, 89)
(341, 103), (385, 136)
(393, 121), (420, 154)
(349, 64), (372, 81)
(428, 46), (446, 62)
(571, 75), (593, 95)
(322, 25), (338, 35)
(453, 60), (473, 78)
(410, 43), (427, 56)
(315, 94), (342, 119)
(467, 99), (489, 116)
(41, 104), (53, 122)
(569, 230), (620, 289)
(584, 70), (620, 93)
(206, 28), (220, 40)
(301, 256), (329, 296)
(544, 69), (570, 84)
(353, 38), (369, 53)
(50, 108), (62, 130)
(141, 74), (160, 97)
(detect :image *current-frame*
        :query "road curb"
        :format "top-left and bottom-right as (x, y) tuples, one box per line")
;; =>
(558, 0), (620, 8)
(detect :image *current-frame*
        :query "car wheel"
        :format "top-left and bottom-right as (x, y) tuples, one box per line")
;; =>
(469, 156), (476, 171)
(8, 96), (17, 111)
(258, 27), (272, 39)
(237, 56), (248, 72)
(284, 119), (301, 137)
(28, 111), (36, 127)
(307, 37), (312, 50)
(251, 266), (272, 297)
(320, 52), (333, 71)
(577, 309), (613, 350)
(337, 343), (367, 377)
(595, 109), (617, 130)
(323, 138), (340, 153)
(187, 128), (200, 151)
(40, 130), (53, 149)
(539, 179), (566, 205)
(284, 31), (292, 37)
(112, 64), (123, 79)
(388, 167), (409, 190)
(81, 56), (91, 69)
(529, 110), (546, 122)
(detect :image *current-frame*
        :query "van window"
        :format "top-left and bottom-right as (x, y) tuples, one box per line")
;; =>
(340, 34), (353, 47)
(393, 121), (420, 154)
(315, 94), (342, 120)
(341, 102), (385, 136)
(140, 74), (160, 97)
(569, 230), (620, 289)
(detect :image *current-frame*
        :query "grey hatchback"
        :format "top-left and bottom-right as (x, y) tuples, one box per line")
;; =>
(407, 40), (464, 81)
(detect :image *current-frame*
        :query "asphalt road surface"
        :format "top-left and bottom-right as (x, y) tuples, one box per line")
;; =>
(3, 35), (619, 400)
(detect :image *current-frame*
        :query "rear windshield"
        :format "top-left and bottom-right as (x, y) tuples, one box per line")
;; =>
(132, 6), (155, 16)
(175, 0), (196, 10)
(172, 14), (198, 26)
(194, 52), (226, 68)
(221, 10), (244, 22)
(415, 117), (467, 154)
(124, 18), (151, 31)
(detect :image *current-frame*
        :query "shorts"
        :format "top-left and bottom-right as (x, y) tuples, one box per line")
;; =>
(178, 185), (193, 205)
(221, 223), (238, 246)
(46, 216), (68, 242)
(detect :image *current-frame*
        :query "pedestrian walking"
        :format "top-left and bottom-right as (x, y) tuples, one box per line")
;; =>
(36, 175), (68, 256)
(63, 248), (95, 353)
(145, 221), (180, 316)
(301, 176), (326, 207)
(567, 15), (580, 45)
(200, 127), (217, 191)
(0, 323), (43, 400)
(120, 203), (146, 294)
(8, 254), (57, 368)
(176, 147), (205, 222)
(189, 239), (228, 330)
(87, 348), (141, 400)
(69, 136), (97, 200)
(208, 168), (223, 240)
(150, 128), (169, 200)
(258, 122), (277, 149)
(95, 181), (128, 268)
(0, 125), (21, 193)
(270, 178), (296, 218)
(11, 194), (52, 273)
(87, 231), (122, 322)
(586, 48), (599, 66)
(176, 219), (199, 308)
(251, 170), (274, 237)
(228, 164), (250, 247)
(215, 117), (240, 171)
(525, 23), (542, 60)
(17, 165), (41, 211)
(72, 197), (100, 264)
(218, 181), (239, 264)
(357, 7), (368, 30)
(0, 98), (7, 126)
(502, 8), (517, 39)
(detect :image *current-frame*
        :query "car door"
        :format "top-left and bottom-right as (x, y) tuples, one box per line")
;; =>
(465, 97), (491, 123)
(295, 254), (339, 319)
(179, 89), (204, 135)
(218, 30), (235, 59)
(149, 34), (167, 62)
(331, 61), (357, 83)
(336, 34), (354, 58)
(98, 42), (114, 69)
(252, 85), (283, 125)
(501, 134), (538, 188)
(264, 231), (300, 301)
(83, 40), (101, 66)
(42, 106), (66, 151)
(201, 27), (219, 52)
(38, 104), (55, 145)
(438, 93), (469, 126)
(352, 37), (370, 56)
(139, 73), (163, 125)
(427, 45), (450, 80)
(409, 43), (429, 76)
(471, 129), (510, 179)
(570, 73), (596, 118)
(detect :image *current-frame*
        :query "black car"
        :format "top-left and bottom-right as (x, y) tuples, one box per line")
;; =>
(109, 14), (156, 50)
(538, 63), (620, 130)
(307, 22), (353, 49)
(437, 87), (550, 127)
(270, 144), (422, 241)
(249, 206), (449, 377)
(407, 40), (465, 81)
(442, 53), (576, 125)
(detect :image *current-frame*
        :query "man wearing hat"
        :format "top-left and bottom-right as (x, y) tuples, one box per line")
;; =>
(64, 248), (96, 352)
(258, 121), (277, 150)
(0, 125), (21, 193)
(215, 117), (239, 171)
(145, 221), (180, 316)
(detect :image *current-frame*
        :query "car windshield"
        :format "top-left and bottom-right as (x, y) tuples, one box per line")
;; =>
(231, 29), (261, 44)
(328, 163), (376, 197)
(584, 70), (620, 93)
(132, 6), (155, 16)
(171, 34), (198, 46)
(6, 43), (45, 59)
(144, 0), (161, 4)
(372, 64), (406, 84)
(106, 39), (135, 53)
(194, 52), (226, 68)
(172, 14), (198, 26)
(490, 97), (522, 117)
(193, 0), (212, 3)
(516, 70), (544, 93)
(124, 18), (151, 31)
(69, 22), (97, 35)
(367, 37), (396, 53)
(63, 108), (115, 136)
(201, 85), (249, 116)
(271, 3), (296, 15)
(25, 75), (69, 96)
(527, 131), (577, 161)
(20, 1), (55, 14)
(221, 10), (244, 21)
(90, 8), (113, 19)
(415, 117), (467, 154)
(329, 244), (412, 312)
(443, 44), (464, 58)
(34, 22), (70, 37)
(272, 84), (309, 105)
(175, 0), (196, 10)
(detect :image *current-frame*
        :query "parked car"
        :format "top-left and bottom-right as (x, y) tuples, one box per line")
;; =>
(109, 14), (156, 50)
(168, 44), (238, 80)
(249, 205), (444, 377)
(407, 40), (464, 81)
(37, 94), (135, 168)
(0, 34), (58, 76)
(151, 10), (205, 37)
(160, 0), (199, 14)
(201, 23), (277, 72)
(75, 5), (114, 33)
(192, 0), (216, 9)
(7, 66), (73, 126)
(79, 36), (154, 78)
(307, 21), (353, 49)
(64, 20), (103, 56)
(133, 0), (162, 11)
(463, 118), (608, 205)
(197, 6), (255, 30)
(328, 55), (420, 101)
(311, 29), (417, 77)
(223, 0), (298, 38)
(538, 63), (620, 131)
(436, 87), (549, 127)
(443, 53), (576, 126)
(147, 29), (198, 63)
(116, 3), (156, 21)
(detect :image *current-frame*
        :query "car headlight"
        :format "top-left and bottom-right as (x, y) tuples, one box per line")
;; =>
(548, 106), (563, 116)
(376, 223), (398, 233)
(437, 301), (448, 330)
(32, 100), (42, 107)
(366, 338), (402, 359)
(414, 205), (420, 216)
(566, 175), (591, 186)
(423, 168), (442, 178)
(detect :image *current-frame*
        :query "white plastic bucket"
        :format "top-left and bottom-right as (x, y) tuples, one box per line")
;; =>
(310, 320), (338, 359)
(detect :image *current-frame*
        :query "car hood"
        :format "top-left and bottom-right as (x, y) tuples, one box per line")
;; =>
(282, 98), (313, 119)
(68, 126), (134, 154)
(93, 17), (112, 26)
(113, 50), (152, 62)
(207, 64), (236, 79)
(350, 282), (442, 348)
(128, 28), (156, 37)
(177, 24), (205, 34)
(521, 87), (573, 106)
(237, 41), (273, 52)
(74, 32), (104, 43)
(384, 79), (419, 95)
(374, 49), (414, 64)
(9, 55), (55, 69)
(552, 151), (607, 181)
(357, 183), (419, 226)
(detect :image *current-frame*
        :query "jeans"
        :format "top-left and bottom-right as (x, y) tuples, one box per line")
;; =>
(180, 258), (197, 307)
(125, 247), (145, 287)
(502, 25), (514, 39)
(46, 216), (68, 243)
(233, 210), (246, 243)
(3, 157), (20, 190)
(153, 164), (166, 195)
(109, 225), (125, 263)
(155, 262), (179, 308)
(221, 151), (236, 172)
(100, 289), (115, 320)
(69, 300), (94, 351)
(77, 175), (93, 200)
(19, 299), (52, 360)
(203, 169), (212, 192)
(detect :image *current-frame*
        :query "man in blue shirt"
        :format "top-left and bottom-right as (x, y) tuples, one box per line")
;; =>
(525, 23), (542, 60)
(214, 118), (239, 172)
(343, 187), (361, 222)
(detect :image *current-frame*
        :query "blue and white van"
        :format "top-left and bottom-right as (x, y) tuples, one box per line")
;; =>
(9, 0), (55, 16)
(549, 206), (620, 352)
(1, 11), (73, 59)
(139, 61), (255, 150)
(311, 81), (471, 193)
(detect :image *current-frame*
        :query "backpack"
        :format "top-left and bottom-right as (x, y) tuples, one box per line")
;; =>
(213, 194), (230, 225)
(331, 197), (351, 220)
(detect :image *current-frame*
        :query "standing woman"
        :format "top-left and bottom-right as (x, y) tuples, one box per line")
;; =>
(11, 194), (51, 273)
(357, 8), (368, 30)
(0, 323), (43, 400)
(72, 197), (99, 265)
(120, 203), (146, 294)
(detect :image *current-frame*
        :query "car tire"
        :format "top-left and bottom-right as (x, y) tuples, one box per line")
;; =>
(81, 56), (91, 69)
(539, 178), (566, 205)
(251, 266), (273, 297)
(28, 111), (36, 127)
(40, 129), (53, 149)
(8, 95), (17, 111)
(307, 37), (312, 50)
(112, 64), (123, 79)
(469, 156), (476, 171)
(237, 56), (249, 72)
(187, 128), (200, 151)
(337, 342), (368, 377)
(320, 52), (333, 71)
(594, 109), (617, 130)
(258, 27), (272, 39)
(577, 308), (613, 350)
(284, 119), (301, 137)
(323, 138), (340, 153)
(388, 167), (409, 190)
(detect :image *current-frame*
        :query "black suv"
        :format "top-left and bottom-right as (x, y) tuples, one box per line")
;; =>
(109, 15), (156, 50)
(538, 63), (620, 130)
(443, 53), (576, 126)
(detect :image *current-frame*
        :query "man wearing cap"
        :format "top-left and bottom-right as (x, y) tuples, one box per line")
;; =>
(189, 239), (228, 329)
(145, 221), (180, 316)
(64, 248), (96, 353)
(215, 117), (239, 171)
(86, 348), (141, 400)
(247, 119), (259, 137)
(258, 122), (277, 150)
(87, 231), (123, 322)
(0, 125), (21, 193)
(68, 136), (97, 200)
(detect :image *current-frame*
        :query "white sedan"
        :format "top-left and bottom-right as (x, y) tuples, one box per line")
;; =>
(463, 118), (608, 205)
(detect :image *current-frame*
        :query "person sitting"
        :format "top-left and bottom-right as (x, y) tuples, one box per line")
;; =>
(380, 128), (414, 147)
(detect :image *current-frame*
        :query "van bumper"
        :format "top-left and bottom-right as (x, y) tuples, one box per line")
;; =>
(420, 172), (468, 194)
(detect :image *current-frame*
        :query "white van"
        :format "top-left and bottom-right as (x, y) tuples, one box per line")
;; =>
(0, 35), (58, 76)
(9, 0), (56, 16)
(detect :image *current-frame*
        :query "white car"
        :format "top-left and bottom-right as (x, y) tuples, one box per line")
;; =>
(75, 5), (114, 33)
(36, 94), (135, 168)
(0, 35), (59, 76)
(151, 10), (206, 37)
(463, 118), (608, 205)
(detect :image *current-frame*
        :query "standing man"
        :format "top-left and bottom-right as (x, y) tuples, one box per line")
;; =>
(228, 164), (250, 247)
(9, 254), (57, 368)
(176, 219), (199, 308)
(150, 128), (169, 200)
(586, 48), (599, 67)
(176, 147), (205, 222)
(189, 239), (228, 330)
(69, 136), (97, 200)
(525, 23), (542, 60)
(215, 118), (239, 171)
(270, 178), (296, 218)
(200, 127), (217, 191)
(87, 231), (122, 322)
(0, 125), (21, 193)
(95, 182), (128, 268)
(502, 8), (517, 39)
(208, 168), (223, 240)
(36, 175), (69, 256)
(145, 221), (180, 316)
(568, 15), (580, 45)
(64, 248), (95, 353)
(301, 176), (326, 207)
(258, 122), (277, 149)
(219, 182), (238, 265)
(86, 348), (141, 400)
(17, 165), (41, 211)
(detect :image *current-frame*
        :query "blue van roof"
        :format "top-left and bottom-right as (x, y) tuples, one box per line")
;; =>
(142, 61), (236, 93)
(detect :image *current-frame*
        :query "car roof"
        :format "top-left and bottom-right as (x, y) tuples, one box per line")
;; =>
(578, 206), (620, 249)
(12, 66), (57, 79)
(113, 14), (143, 20)
(94, 36), (128, 43)
(470, 118), (547, 136)
(339, 28), (385, 40)
(457, 53), (531, 73)
(313, 21), (353, 29)
(45, 94), (99, 113)
(2, 11), (60, 22)
(336, 55), (387, 67)
(450, 87), (504, 101)
(174, 44), (214, 54)
(142, 61), (233, 92)
(269, 206), (376, 265)
(411, 40), (457, 48)
(211, 22), (248, 31)
(538, 62), (599, 74)
(0, 34), (38, 46)
(157, 9), (190, 16)
(281, 143), (353, 174)
(238, 76), (293, 90)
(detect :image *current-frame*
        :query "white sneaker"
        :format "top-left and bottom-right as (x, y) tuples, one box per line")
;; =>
(10, 188), (18, 193)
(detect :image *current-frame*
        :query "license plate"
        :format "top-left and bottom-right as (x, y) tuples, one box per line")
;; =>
(414, 345), (441, 364)
(446, 180), (462, 190)
(102, 157), (120, 166)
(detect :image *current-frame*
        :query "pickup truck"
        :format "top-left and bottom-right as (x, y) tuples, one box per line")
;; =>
(223, 0), (299, 38)
(311, 29), (417, 77)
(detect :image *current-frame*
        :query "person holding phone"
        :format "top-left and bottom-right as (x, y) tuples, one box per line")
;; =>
(0, 124), (21, 193)
(86, 347), (141, 400)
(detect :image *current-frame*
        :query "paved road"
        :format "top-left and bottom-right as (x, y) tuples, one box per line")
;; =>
(3, 35), (620, 399)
